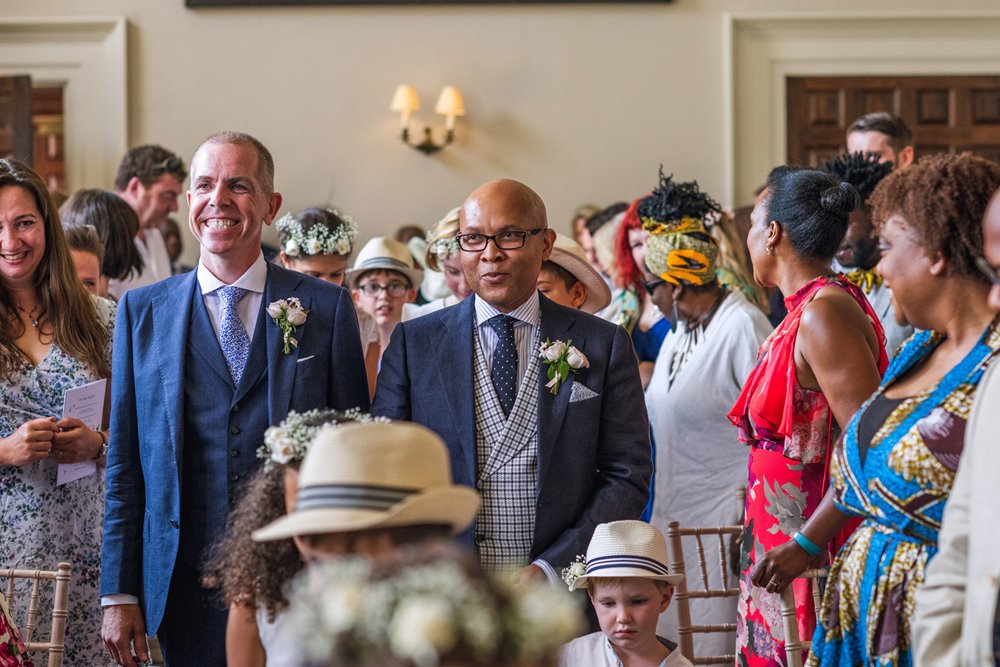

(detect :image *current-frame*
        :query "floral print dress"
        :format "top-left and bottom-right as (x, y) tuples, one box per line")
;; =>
(809, 319), (1000, 666)
(0, 297), (116, 667)
(0, 593), (32, 667)
(728, 276), (887, 667)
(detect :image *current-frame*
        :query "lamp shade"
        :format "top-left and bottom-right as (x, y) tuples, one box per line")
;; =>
(390, 84), (420, 113)
(434, 85), (465, 117)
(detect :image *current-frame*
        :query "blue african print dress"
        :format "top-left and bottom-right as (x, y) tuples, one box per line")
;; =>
(808, 318), (1000, 666)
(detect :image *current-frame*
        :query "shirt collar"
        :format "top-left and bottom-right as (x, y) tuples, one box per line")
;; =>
(474, 290), (541, 328)
(197, 253), (268, 295)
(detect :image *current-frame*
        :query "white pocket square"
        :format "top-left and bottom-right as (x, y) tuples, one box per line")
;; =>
(296, 355), (316, 364)
(569, 383), (599, 403)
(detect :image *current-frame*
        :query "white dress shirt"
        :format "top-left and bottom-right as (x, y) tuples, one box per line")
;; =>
(101, 253), (267, 608)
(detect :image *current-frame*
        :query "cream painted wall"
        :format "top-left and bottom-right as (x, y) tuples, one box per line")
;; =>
(5, 0), (1000, 266)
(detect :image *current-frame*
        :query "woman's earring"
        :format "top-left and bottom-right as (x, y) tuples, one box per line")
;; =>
(766, 245), (774, 255)
(670, 300), (680, 332)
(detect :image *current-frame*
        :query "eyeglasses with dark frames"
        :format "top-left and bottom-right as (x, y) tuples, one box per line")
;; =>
(457, 228), (547, 252)
(643, 278), (667, 297)
(357, 282), (410, 298)
(975, 256), (1000, 286)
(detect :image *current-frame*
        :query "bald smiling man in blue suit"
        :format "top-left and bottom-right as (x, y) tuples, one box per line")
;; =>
(373, 179), (651, 584)
(100, 132), (369, 667)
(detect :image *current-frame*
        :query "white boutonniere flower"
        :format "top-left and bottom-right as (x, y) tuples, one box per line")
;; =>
(560, 554), (587, 590)
(538, 339), (589, 395)
(267, 297), (309, 354)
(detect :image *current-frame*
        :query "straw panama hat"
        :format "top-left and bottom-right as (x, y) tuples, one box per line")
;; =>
(346, 237), (424, 289)
(252, 421), (480, 542)
(546, 233), (612, 314)
(570, 520), (683, 590)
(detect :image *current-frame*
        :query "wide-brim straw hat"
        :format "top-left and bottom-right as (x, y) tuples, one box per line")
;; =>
(547, 233), (612, 314)
(570, 520), (683, 589)
(252, 421), (480, 542)
(345, 237), (424, 289)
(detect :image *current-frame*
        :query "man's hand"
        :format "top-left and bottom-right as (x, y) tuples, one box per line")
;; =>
(513, 564), (547, 588)
(102, 604), (149, 666)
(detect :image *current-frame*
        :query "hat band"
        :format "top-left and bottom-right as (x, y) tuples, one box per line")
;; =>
(296, 483), (419, 512)
(585, 554), (671, 577)
(359, 257), (410, 271)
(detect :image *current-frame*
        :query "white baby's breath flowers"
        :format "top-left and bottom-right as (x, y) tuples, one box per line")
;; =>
(257, 408), (387, 469)
(276, 209), (359, 258)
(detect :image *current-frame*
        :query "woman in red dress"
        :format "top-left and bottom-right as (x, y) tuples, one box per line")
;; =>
(729, 166), (888, 666)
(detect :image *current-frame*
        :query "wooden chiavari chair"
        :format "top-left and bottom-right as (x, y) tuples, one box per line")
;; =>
(779, 568), (828, 667)
(1, 562), (71, 667)
(666, 521), (742, 665)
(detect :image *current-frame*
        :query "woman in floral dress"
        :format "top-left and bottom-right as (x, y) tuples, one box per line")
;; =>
(729, 166), (887, 666)
(753, 153), (1000, 666)
(0, 159), (116, 665)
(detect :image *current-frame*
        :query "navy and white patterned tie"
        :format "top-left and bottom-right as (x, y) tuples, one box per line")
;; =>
(218, 286), (250, 385)
(487, 315), (518, 416)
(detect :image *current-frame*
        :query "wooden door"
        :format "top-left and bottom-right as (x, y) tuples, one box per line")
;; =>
(787, 75), (1000, 167)
(0, 75), (33, 165)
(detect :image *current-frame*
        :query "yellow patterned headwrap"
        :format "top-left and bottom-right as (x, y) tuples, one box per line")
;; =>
(642, 216), (719, 286)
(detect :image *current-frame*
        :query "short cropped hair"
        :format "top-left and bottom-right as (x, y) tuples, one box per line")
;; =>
(869, 152), (1000, 281)
(847, 112), (914, 153)
(193, 131), (275, 194)
(114, 145), (187, 191)
(540, 260), (580, 290)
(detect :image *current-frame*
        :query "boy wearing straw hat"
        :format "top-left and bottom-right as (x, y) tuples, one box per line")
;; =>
(536, 233), (613, 314)
(561, 521), (692, 667)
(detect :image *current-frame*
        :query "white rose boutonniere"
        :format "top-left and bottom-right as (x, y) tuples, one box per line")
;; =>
(559, 554), (587, 590)
(268, 297), (309, 354)
(538, 338), (589, 395)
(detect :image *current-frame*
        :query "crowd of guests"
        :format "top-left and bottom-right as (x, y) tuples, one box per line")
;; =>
(1, 111), (999, 667)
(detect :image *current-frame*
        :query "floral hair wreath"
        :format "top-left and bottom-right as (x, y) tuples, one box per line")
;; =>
(428, 233), (461, 262)
(276, 209), (359, 258)
(257, 407), (387, 470)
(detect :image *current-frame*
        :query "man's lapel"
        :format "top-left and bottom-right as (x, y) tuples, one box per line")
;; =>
(434, 297), (476, 483)
(151, 273), (198, 466)
(264, 264), (307, 424)
(537, 295), (583, 485)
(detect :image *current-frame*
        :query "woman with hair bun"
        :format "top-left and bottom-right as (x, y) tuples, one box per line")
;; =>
(729, 166), (888, 666)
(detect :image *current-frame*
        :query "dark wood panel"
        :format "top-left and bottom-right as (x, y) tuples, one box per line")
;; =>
(0, 75), (33, 165)
(787, 75), (1000, 167)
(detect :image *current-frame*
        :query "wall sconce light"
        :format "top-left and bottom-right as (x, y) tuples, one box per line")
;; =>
(390, 84), (465, 155)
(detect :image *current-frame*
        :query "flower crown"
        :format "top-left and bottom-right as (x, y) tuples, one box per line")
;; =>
(276, 209), (359, 258)
(285, 553), (583, 666)
(257, 408), (387, 470)
(428, 233), (461, 262)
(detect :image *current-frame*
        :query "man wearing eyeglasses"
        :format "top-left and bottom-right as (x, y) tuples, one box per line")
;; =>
(111, 145), (188, 296)
(373, 178), (651, 586)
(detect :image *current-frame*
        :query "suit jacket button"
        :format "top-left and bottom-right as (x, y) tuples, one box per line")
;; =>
(170, 519), (179, 529)
(232, 403), (240, 412)
(230, 426), (240, 435)
(230, 473), (239, 481)
(230, 449), (240, 457)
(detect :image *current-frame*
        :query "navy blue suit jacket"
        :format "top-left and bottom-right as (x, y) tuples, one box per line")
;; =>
(372, 294), (651, 570)
(100, 262), (369, 633)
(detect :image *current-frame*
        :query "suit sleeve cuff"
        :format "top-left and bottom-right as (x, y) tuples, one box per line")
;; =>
(102, 594), (139, 607)
(532, 559), (559, 586)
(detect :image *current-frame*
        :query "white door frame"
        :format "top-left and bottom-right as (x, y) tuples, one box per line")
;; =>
(0, 17), (127, 193)
(723, 11), (1000, 207)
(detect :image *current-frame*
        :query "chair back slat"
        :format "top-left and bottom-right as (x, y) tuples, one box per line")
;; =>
(779, 567), (828, 667)
(0, 562), (71, 667)
(694, 534), (710, 589)
(716, 533), (728, 590)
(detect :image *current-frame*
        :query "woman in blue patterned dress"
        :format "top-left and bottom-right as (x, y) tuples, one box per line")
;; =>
(0, 158), (116, 665)
(750, 152), (1000, 666)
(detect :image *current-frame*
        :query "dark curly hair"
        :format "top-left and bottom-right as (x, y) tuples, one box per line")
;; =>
(821, 152), (894, 205)
(762, 166), (859, 261)
(202, 464), (302, 620)
(637, 167), (721, 225)
(869, 152), (1000, 281)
